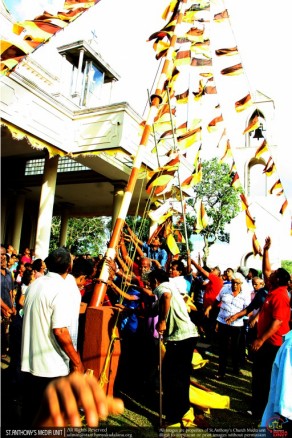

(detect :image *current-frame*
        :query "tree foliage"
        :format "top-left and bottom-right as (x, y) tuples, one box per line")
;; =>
(49, 215), (150, 257)
(281, 260), (292, 274)
(187, 158), (241, 264)
(125, 216), (150, 242)
(49, 216), (111, 255)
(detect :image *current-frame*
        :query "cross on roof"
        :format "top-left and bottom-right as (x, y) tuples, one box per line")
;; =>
(91, 29), (98, 40)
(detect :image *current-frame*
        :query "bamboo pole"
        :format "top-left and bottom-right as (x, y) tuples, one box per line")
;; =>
(159, 333), (163, 427)
(90, 0), (188, 307)
(165, 86), (190, 253)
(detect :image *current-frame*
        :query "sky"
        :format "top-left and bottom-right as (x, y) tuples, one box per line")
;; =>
(3, 0), (292, 200)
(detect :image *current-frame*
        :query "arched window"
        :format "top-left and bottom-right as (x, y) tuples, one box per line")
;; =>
(243, 252), (262, 273)
(248, 157), (267, 196)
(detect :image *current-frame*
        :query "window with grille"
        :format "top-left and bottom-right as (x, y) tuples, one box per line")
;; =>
(25, 157), (89, 175)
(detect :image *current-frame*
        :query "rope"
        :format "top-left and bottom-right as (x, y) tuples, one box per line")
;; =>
(97, 0), (192, 382)
(97, 169), (154, 385)
(99, 325), (120, 388)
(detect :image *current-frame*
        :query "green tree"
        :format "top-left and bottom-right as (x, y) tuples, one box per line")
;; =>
(49, 216), (111, 255)
(187, 158), (241, 265)
(125, 215), (150, 243)
(281, 260), (292, 273)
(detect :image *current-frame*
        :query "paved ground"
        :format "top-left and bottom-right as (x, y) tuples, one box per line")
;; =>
(1, 343), (259, 437)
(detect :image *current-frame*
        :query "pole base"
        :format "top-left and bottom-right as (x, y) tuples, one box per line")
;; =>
(82, 306), (121, 396)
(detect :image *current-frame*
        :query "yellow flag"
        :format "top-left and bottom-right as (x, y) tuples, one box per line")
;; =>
(245, 209), (256, 231)
(177, 127), (202, 150)
(243, 115), (259, 135)
(255, 140), (268, 158)
(269, 179), (283, 195)
(235, 93), (252, 113)
(166, 233), (180, 255)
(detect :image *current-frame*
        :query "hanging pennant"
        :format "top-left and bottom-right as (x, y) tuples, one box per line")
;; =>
(1, 0), (102, 75)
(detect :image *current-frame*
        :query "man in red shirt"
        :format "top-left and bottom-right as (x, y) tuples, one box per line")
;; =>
(191, 259), (223, 342)
(202, 267), (223, 310)
(250, 236), (291, 421)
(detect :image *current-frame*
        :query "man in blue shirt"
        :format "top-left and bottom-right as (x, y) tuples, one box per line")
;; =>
(260, 329), (292, 436)
(142, 238), (168, 270)
(1, 247), (16, 357)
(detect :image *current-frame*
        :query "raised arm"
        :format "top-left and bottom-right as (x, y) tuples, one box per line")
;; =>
(105, 256), (132, 283)
(262, 236), (272, 284)
(121, 231), (144, 260)
(191, 258), (210, 279)
(115, 249), (132, 279)
(124, 222), (143, 246)
(119, 235), (133, 266)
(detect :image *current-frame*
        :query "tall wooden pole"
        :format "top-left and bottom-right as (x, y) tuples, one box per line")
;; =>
(90, 0), (188, 307)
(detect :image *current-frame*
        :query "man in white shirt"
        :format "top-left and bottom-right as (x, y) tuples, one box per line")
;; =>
(148, 269), (199, 426)
(21, 247), (83, 426)
(205, 272), (250, 379)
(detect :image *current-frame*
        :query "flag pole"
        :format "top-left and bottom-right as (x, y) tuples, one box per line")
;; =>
(165, 86), (190, 253)
(90, 0), (188, 307)
(158, 333), (163, 428)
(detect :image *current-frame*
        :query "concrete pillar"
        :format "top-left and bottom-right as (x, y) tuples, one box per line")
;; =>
(11, 191), (26, 253)
(59, 203), (73, 247)
(34, 155), (59, 259)
(111, 182), (126, 231)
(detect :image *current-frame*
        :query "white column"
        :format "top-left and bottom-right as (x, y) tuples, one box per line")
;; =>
(59, 204), (72, 247)
(112, 182), (126, 230)
(34, 155), (59, 259)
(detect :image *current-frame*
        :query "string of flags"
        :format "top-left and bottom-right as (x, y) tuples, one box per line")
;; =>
(1, 0), (101, 74)
(1, 0), (290, 252)
(143, 0), (289, 256)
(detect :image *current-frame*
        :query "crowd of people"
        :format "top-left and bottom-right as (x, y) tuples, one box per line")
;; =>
(1, 230), (291, 432)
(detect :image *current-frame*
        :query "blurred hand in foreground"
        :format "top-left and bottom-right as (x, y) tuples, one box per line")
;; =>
(34, 372), (124, 427)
